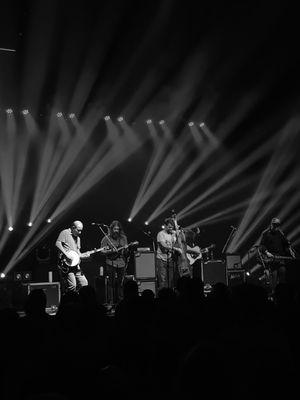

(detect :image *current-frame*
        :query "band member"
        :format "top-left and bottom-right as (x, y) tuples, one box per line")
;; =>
(100, 220), (128, 304)
(259, 217), (295, 293)
(156, 218), (183, 289)
(184, 227), (202, 278)
(55, 220), (89, 293)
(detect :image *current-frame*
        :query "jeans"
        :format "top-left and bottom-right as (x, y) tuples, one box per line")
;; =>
(156, 258), (177, 289)
(61, 270), (88, 293)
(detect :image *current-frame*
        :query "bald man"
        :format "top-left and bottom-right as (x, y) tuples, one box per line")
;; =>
(56, 220), (89, 293)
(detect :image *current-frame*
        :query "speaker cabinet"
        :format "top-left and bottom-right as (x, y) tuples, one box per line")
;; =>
(134, 252), (155, 279)
(27, 282), (60, 312)
(227, 269), (246, 287)
(201, 260), (226, 286)
(226, 253), (242, 270)
(136, 279), (156, 296)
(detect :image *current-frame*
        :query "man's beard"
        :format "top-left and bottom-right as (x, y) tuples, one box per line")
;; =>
(112, 231), (120, 239)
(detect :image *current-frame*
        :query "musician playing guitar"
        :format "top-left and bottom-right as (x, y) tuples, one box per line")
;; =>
(259, 217), (295, 294)
(55, 220), (90, 293)
(100, 220), (133, 304)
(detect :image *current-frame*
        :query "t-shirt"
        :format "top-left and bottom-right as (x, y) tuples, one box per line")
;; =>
(56, 228), (81, 255)
(260, 229), (289, 256)
(156, 229), (177, 262)
(101, 234), (128, 268)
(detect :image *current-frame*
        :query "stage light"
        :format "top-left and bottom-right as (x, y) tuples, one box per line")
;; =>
(144, 221), (149, 225)
(188, 122), (194, 127)
(104, 116), (110, 121)
(8, 226), (14, 231)
(199, 122), (205, 127)
(146, 119), (152, 125)
(246, 271), (250, 276)
(159, 120), (165, 125)
(117, 116), (124, 122)
(22, 109), (29, 115)
(161, 225), (165, 229)
(127, 218), (132, 222)
(6, 108), (13, 114)
(46, 218), (52, 223)
(56, 112), (63, 118)
(27, 222), (33, 227)
(68, 113), (75, 119)
(0, 273), (6, 279)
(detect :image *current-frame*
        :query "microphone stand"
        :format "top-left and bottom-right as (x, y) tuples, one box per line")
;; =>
(95, 225), (118, 306)
(141, 229), (156, 253)
(221, 227), (237, 255)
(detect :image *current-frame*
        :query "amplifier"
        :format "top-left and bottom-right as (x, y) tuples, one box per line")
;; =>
(134, 252), (156, 279)
(226, 253), (242, 269)
(27, 282), (60, 312)
(227, 269), (246, 286)
(136, 279), (156, 296)
(201, 260), (227, 286)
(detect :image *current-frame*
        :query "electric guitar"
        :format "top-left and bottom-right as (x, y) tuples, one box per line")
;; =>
(260, 254), (295, 265)
(186, 244), (216, 265)
(58, 246), (108, 273)
(102, 241), (139, 259)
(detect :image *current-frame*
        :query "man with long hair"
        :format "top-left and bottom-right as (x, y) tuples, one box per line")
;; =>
(101, 220), (128, 304)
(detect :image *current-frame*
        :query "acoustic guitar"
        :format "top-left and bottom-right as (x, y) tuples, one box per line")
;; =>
(186, 244), (216, 265)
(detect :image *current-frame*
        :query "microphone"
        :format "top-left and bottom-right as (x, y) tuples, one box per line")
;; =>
(230, 225), (237, 230)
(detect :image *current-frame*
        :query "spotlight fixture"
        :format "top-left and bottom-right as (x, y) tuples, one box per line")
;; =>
(27, 222), (33, 227)
(199, 122), (205, 127)
(8, 226), (14, 231)
(0, 273), (6, 279)
(6, 108), (13, 114)
(56, 112), (63, 118)
(104, 116), (110, 121)
(117, 116), (124, 122)
(22, 109), (29, 115)
(146, 119), (152, 124)
(144, 221), (149, 226)
(46, 218), (52, 223)
(68, 113), (75, 119)
(159, 120), (165, 125)
(127, 218), (132, 222)
(188, 122), (194, 127)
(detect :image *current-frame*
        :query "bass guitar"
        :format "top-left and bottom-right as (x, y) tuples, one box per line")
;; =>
(186, 244), (216, 265)
(58, 246), (108, 273)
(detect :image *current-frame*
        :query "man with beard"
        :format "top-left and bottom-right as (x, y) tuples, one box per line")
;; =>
(101, 220), (128, 304)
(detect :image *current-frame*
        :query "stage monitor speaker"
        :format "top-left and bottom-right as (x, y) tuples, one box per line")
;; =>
(136, 279), (156, 296)
(27, 282), (60, 312)
(201, 260), (226, 286)
(134, 252), (156, 279)
(226, 253), (242, 270)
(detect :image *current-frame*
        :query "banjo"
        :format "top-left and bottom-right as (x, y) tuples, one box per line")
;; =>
(58, 246), (108, 273)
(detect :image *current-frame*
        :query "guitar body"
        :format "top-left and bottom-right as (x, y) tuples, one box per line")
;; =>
(186, 246), (202, 265)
